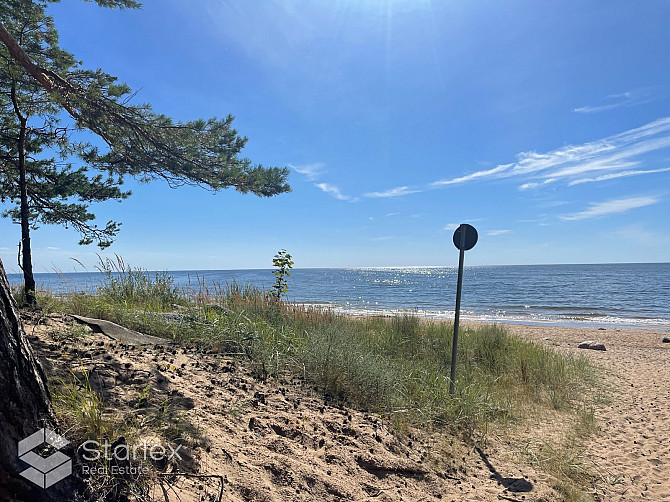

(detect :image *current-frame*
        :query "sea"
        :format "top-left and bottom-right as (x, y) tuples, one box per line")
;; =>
(6, 263), (670, 329)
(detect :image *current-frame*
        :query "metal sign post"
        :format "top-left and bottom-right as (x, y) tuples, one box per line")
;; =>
(449, 223), (478, 395)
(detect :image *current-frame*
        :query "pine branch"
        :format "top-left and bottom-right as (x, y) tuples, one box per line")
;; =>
(0, 21), (290, 196)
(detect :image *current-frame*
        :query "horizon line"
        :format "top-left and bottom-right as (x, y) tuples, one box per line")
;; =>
(7, 260), (670, 275)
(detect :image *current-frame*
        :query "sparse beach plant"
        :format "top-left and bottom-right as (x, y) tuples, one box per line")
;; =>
(96, 255), (182, 310)
(270, 249), (294, 299)
(53, 366), (115, 441)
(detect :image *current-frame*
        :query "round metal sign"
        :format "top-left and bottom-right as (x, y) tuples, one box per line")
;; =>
(453, 224), (478, 251)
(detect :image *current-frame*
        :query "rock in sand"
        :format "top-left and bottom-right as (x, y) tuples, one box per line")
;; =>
(578, 340), (606, 351)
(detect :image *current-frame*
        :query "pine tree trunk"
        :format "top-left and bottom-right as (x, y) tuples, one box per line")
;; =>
(11, 83), (37, 307)
(0, 258), (84, 501)
(18, 119), (37, 307)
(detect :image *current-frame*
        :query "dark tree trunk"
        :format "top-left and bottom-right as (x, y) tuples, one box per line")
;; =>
(10, 81), (37, 307)
(0, 257), (52, 499)
(0, 258), (85, 501)
(18, 117), (37, 307)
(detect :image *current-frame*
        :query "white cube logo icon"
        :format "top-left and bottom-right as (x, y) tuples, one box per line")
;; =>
(18, 428), (72, 489)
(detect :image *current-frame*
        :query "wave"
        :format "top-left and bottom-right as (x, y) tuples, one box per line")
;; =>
(296, 303), (670, 329)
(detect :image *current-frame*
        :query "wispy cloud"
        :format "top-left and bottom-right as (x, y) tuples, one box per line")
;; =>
(290, 162), (324, 181)
(559, 196), (660, 221)
(486, 229), (511, 236)
(432, 117), (670, 190)
(364, 186), (421, 198)
(360, 118), (670, 199)
(573, 88), (654, 114)
(314, 183), (358, 202)
(431, 164), (512, 187)
(568, 167), (670, 186)
(605, 225), (670, 247)
(519, 179), (556, 190)
(444, 219), (484, 231)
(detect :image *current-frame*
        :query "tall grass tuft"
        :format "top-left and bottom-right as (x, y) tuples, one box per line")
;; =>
(96, 255), (182, 310)
(53, 366), (116, 441)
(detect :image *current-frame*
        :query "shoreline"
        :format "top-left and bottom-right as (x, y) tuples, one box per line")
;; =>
(8, 263), (669, 331)
(9, 270), (670, 330)
(296, 302), (670, 331)
(460, 316), (670, 331)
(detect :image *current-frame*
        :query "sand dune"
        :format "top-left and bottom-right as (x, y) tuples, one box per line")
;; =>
(24, 314), (670, 501)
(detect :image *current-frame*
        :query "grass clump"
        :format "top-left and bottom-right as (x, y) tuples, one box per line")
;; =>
(52, 364), (201, 500)
(54, 366), (115, 441)
(96, 255), (182, 311)
(52, 367), (146, 500)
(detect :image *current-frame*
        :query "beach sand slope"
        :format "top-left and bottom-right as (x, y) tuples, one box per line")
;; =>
(506, 324), (670, 501)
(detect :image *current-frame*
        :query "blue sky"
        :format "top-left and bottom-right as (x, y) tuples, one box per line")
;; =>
(2, 0), (670, 272)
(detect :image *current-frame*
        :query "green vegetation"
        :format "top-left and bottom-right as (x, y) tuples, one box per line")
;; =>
(27, 260), (605, 500)
(54, 366), (111, 440)
(270, 249), (294, 299)
(52, 361), (202, 499)
(96, 255), (183, 310)
(40, 262), (598, 437)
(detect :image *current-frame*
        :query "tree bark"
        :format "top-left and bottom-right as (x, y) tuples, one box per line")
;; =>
(9, 80), (37, 306)
(18, 117), (37, 307)
(0, 257), (52, 499)
(0, 23), (56, 93)
(0, 258), (85, 501)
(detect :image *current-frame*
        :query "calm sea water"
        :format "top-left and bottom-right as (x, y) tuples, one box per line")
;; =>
(7, 263), (670, 328)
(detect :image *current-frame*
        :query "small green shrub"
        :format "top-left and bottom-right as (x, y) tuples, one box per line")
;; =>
(270, 249), (293, 299)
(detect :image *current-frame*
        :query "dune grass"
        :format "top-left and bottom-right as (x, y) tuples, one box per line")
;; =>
(20, 259), (605, 501)
(35, 259), (598, 438)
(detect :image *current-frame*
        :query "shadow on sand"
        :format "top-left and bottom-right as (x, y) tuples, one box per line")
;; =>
(475, 446), (534, 493)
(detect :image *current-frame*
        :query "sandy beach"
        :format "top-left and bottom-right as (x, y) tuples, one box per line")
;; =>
(25, 314), (670, 501)
(504, 323), (670, 501)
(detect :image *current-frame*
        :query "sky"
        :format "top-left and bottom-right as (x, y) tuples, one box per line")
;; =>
(2, 0), (670, 272)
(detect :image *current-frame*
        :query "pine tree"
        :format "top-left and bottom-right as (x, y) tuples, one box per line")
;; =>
(0, 0), (291, 305)
(1, 1), (129, 304)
